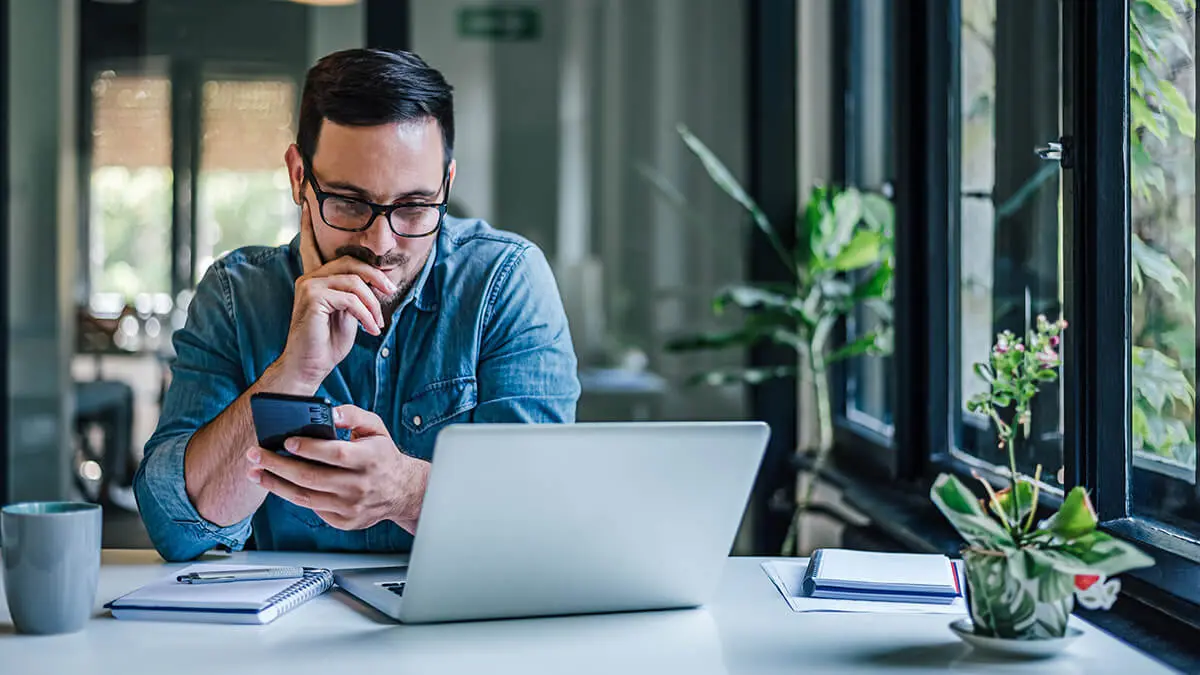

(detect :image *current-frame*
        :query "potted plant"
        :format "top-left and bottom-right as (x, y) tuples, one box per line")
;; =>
(931, 315), (1154, 641)
(661, 126), (894, 556)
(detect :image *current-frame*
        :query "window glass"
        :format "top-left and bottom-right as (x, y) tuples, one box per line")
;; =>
(195, 78), (299, 277)
(845, 0), (894, 431)
(89, 72), (173, 307)
(955, 0), (1065, 484)
(1129, 0), (1197, 529)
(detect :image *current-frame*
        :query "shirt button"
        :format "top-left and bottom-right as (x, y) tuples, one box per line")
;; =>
(412, 415), (422, 427)
(381, 347), (391, 358)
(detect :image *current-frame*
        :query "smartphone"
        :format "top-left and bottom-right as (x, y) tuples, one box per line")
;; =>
(249, 392), (337, 454)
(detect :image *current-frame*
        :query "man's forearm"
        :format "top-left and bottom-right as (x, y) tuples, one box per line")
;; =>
(184, 359), (320, 527)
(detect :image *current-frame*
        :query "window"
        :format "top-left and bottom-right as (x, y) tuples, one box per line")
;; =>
(88, 71), (173, 308)
(844, 0), (895, 431)
(195, 78), (299, 278)
(954, 0), (1064, 486)
(1129, 0), (1197, 532)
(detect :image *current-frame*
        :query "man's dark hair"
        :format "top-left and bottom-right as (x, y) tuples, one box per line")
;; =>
(297, 49), (455, 166)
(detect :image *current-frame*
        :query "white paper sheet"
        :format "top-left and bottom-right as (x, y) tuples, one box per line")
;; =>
(761, 558), (970, 615)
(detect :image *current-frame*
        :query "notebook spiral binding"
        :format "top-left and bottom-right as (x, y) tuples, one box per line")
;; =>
(263, 568), (334, 613)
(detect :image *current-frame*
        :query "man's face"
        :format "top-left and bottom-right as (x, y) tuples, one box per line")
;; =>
(285, 118), (453, 306)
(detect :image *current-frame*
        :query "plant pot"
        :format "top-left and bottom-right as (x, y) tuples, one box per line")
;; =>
(962, 548), (1074, 640)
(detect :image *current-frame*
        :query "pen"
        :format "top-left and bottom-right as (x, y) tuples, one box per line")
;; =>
(176, 566), (308, 584)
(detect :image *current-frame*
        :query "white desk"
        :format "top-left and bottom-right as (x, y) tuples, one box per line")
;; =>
(0, 550), (1173, 674)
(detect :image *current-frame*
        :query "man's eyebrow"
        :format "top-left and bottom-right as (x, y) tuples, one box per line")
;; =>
(320, 180), (440, 203)
(321, 179), (372, 199)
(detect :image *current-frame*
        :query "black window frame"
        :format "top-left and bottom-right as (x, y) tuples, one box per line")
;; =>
(829, 0), (1200, 647)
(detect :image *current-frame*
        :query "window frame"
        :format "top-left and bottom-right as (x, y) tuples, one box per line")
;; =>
(831, 0), (1200, 629)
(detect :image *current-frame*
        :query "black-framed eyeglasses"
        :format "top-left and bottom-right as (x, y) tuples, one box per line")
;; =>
(303, 159), (450, 238)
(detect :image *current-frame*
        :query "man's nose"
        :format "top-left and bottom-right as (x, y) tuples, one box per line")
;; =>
(361, 212), (396, 257)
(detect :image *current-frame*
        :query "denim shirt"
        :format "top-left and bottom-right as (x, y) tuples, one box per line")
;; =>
(134, 217), (580, 561)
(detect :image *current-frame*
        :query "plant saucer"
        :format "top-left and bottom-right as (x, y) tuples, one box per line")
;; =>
(949, 619), (1083, 658)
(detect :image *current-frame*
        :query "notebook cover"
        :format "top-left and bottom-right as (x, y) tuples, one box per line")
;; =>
(105, 564), (333, 624)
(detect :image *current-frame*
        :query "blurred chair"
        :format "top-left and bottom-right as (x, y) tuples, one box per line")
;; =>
(74, 379), (137, 511)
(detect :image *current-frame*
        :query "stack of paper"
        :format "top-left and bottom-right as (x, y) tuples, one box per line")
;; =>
(803, 549), (960, 604)
(761, 550), (967, 615)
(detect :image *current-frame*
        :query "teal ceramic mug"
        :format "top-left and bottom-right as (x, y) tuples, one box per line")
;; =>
(1, 502), (102, 634)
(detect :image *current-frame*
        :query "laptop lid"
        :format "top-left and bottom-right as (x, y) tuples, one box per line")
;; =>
(398, 421), (769, 623)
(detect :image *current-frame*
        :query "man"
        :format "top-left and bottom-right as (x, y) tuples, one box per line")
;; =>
(134, 49), (580, 562)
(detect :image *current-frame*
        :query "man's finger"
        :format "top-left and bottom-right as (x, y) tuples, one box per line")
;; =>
(284, 437), (363, 470)
(298, 200), (324, 275)
(319, 257), (397, 298)
(250, 466), (343, 513)
(333, 404), (389, 438)
(319, 289), (382, 336)
(320, 275), (385, 329)
(252, 446), (350, 489)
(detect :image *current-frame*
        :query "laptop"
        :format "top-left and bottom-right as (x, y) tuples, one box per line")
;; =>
(333, 421), (769, 624)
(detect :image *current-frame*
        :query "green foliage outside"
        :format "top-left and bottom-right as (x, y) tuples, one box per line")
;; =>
(1129, 0), (1197, 467)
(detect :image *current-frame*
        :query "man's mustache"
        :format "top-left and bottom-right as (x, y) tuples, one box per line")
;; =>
(334, 245), (409, 269)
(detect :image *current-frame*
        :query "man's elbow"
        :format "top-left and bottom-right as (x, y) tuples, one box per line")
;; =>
(132, 463), (218, 563)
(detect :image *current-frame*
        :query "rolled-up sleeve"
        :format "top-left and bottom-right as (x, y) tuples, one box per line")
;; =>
(472, 245), (580, 423)
(133, 264), (253, 561)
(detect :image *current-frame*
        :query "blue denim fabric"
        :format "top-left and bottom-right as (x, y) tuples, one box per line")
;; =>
(134, 217), (579, 561)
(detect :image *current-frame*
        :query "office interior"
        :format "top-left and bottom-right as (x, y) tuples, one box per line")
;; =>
(1, 0), (1198, 667)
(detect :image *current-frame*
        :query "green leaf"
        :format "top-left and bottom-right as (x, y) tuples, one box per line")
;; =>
(852, 263), (892, 300)
(860, 193), (894, 235)
(988, 480), (1036, 524)
(826, 331), (889, 364)
(974, 363), (994, 384)
(712, 284), (807, 319)
(678, 125), (794, 275)
(822, 189), (863, 257)
(688, 366), (797, 387)
(1158, 80), (1196, 138)
(1047, 487), (1098, 540)
(1035, 369), (1058, 381)
(828, 230), (885, 271)
(1131, 95), (1168, 142)
(1132, 345), (1196, 413)
(930, 474), (1012, 549)
(665, 328), (768, 353)
(1138, 0), (1180, 25)
(1016, 549), (1084, 603)
(1131, 234), (1188, 301)
(1057, 531), (1156, 576)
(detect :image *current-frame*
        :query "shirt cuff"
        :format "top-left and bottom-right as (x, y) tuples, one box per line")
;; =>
(134, 434), (253, 560)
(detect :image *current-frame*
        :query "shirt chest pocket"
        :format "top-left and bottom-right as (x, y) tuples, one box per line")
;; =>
(400, 376), (477, 457)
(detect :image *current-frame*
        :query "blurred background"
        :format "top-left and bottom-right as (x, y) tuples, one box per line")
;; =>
(2, 0), (1197, 570)
(7, 0), (760, 549)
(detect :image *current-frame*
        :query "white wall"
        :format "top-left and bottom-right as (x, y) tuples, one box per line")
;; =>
(410, 0), (496, 221)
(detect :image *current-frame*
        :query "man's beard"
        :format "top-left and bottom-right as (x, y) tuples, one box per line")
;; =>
(333, 244), (422, 316)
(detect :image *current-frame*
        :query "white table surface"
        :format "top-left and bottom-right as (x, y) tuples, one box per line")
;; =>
(0, 550), (1175, 675)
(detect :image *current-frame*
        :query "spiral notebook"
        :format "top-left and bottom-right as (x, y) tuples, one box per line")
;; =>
(105, 564), (334, 625)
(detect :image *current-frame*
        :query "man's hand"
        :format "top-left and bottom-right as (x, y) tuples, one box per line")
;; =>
(276, 202), (398, 392)
(244, 405), (429, 533)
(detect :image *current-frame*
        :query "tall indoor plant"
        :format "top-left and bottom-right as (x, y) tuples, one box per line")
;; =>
(932, 316), (1155, 639)
(664, 126), (894, 556)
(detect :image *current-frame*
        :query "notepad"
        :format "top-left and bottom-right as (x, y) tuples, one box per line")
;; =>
(105, 564), (334, 625)
(802, 549), (960, 604)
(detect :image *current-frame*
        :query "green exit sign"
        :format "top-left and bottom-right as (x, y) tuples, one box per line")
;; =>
(458, 6), (541, 42)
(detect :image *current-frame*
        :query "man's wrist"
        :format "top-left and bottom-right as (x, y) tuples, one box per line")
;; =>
(391, 456), (430, 531)
(258, 357), (324, 396)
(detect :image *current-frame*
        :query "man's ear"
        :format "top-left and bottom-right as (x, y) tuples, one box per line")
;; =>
(284, 144), (305, 205)
(446, 158), (457, 193)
